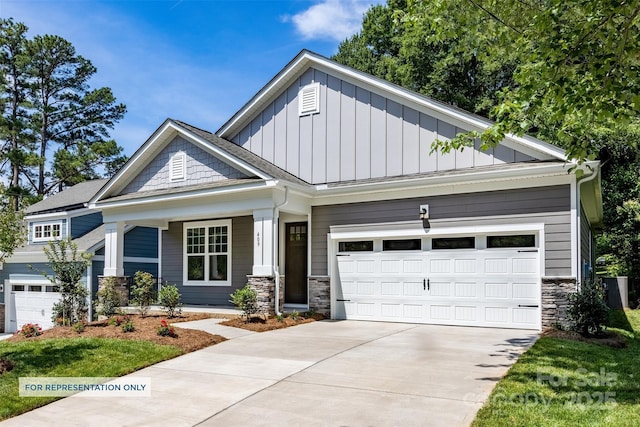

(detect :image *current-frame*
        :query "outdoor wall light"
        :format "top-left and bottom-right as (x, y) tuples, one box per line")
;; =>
(419, 204), (429, 220)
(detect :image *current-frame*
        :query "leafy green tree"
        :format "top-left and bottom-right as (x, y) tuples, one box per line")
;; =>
(42, 238), (92, 325)
(131, 271), (157, 317)
(0, 188), (26, 263)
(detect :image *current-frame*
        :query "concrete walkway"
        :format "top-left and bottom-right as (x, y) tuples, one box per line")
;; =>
(1, 320), (538, 427)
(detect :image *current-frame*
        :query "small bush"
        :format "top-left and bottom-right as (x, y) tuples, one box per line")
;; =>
(158, 285), (182, 318)
(72, 322), (85, 334)
(108, 315), (130, 326)
(157, 319), (177, 337)
(97, 277), (123, 317)
(20, 323), (43, 338)
(229, 284), (259, 322)
(290, 310), (300, 321)
(568, 278), (610, 337)
(131, 271), (156, 317)
(276, 314), (284, 322)
(121, 321), (135, 333)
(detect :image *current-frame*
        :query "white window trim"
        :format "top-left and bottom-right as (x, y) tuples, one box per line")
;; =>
(298, 82), (320, 116)
(32, 221), (63, 243)
(183, 219), (232, 286)
(170, 151), (186, 182)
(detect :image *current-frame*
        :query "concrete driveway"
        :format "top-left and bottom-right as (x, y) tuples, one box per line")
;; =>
(1, 320), (537, 427)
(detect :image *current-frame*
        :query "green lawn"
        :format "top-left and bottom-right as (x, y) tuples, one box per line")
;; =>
(473, 310), (640, 426)
(0, 338), (182, 420)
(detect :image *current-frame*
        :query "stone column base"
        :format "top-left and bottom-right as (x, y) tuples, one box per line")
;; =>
(309, 276), (331, 317)
(247, 275), (283, 315)
(541, 277), (577, 329)
(97, 276), (130, 306)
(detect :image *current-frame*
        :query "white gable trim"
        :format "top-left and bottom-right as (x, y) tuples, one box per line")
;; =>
(217, 50), (569, 163)
(90, 120), (273, 205)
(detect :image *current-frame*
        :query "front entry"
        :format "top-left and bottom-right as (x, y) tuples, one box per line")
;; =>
(285, 222), (308, 304)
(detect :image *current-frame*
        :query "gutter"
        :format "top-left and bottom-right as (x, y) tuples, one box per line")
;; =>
(272, 186), (289, 316)
(576, 162), (600, 288)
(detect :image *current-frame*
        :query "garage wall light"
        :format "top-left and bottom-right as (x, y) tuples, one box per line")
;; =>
(419, 204), (429, 220)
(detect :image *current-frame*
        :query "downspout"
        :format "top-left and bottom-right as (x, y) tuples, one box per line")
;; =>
(273, 186), (289, 316)
(576, 163), (600, 289)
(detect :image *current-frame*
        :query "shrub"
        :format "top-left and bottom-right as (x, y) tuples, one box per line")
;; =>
(121, 321), (135, 333)
(289, 310), (300, 321)
(72, 321), (85, 334)
(229, 284), (259, 322)
(20, 323), (42, 338)
(157, 319), (177, 337)
(568, 278), (610, 337)
(97, 277), (123, 317)
(158, 285), (182, 318)
(108, 315), (130, 326)
(131, 271), (156, 317)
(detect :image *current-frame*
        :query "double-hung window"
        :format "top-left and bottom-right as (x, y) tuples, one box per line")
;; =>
(33, 222), (62, 242)
(184, 220), (231, 286)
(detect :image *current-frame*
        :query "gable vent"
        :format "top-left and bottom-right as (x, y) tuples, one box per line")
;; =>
(298, 82), (320, 116)
(170, 152), (186, 181)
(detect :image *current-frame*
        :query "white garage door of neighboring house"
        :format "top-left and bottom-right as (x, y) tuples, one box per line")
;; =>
(332, 229), (542, 330)
(5, 281), (60, 333)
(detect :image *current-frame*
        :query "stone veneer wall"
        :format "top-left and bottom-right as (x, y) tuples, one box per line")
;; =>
(97, 276), (130, 306)
(309, 276), (331, 317)
(541, 277), (577, 328)
(0, 303), (4, 333)
(247, 275), (284, 315)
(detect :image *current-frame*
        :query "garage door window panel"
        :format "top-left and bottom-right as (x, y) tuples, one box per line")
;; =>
(487, 235), (536, 248)
(382, 239), (421, 251)
(339, 241), (373, 252)
(432, 237), (475, 250)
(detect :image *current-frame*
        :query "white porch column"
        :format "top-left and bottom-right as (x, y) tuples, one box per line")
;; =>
(104, 221), (125, 276)
(253, 208), (275, 276)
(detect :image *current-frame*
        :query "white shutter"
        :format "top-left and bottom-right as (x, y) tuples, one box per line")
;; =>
(298, 82), (320, 116)
(170, 152), (185, 181)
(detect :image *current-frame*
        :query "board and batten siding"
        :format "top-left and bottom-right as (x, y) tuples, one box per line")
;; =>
(312, 185), (572, 277)
(230, 67), (534, 184)
(161, 216), (253, 305)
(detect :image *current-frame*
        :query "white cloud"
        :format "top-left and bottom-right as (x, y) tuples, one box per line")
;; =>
(285, 0), (378, 42)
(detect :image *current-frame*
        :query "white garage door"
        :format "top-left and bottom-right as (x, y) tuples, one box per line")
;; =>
(6, 282), (61, 333)
(335, 246), (540, 329)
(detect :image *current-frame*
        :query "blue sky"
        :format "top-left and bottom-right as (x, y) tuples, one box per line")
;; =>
(0, 0), (380, 156)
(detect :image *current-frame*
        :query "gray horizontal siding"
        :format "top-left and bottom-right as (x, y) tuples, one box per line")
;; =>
(71, 212), (103, 239)
(312, 185), (572, 277)
(161, 216), (253, 305)
(231, 67), (533, 184)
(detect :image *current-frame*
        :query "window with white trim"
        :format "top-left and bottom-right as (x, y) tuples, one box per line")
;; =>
(298, 82), (320, 116)
(33, 222), (62, 242)
(183, 220), (231, 286)
(170, 152), (186, 181)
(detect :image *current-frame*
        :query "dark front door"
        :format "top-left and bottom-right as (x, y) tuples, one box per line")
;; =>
(285, 222), (308, 304)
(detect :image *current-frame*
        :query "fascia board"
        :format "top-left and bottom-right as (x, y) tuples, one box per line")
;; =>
(93, 180), (277, 210)
(313, 163), (572, 199)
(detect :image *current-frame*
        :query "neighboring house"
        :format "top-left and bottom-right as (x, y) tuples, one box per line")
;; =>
(86, 50), (601, 330)
(1, 180), (159, 333)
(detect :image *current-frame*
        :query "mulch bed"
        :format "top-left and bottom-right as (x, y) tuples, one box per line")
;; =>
(0, 357), (15, 374)
(4, 312), (226, 353)
(220, 313), (324, 332)
(542, 328), (628, 348)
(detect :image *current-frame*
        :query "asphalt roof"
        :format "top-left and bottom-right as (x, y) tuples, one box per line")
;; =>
(26, 179), (109, 215)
